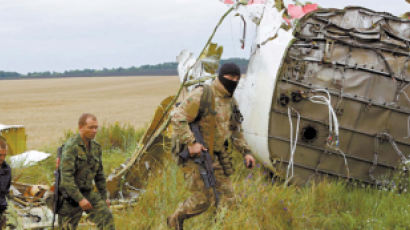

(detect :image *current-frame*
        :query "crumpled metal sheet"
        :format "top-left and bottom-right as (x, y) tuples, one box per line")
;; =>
(235, 0), (294, 172)
(176, 43), (223, 91)
(269, 7), (410, 185)
(106, 96), (175, 199)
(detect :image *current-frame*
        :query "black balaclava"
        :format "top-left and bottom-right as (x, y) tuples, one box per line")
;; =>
(218, 63), (241, 96)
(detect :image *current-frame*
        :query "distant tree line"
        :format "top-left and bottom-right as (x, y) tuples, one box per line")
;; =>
(0, 71), (22, 78)
(0, 58), (248, 79)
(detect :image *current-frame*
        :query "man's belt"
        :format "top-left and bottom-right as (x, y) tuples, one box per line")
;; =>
(80, 188), (92, 193)
(63, 196), (79, 207)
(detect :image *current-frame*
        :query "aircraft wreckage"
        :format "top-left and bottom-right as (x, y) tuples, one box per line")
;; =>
(4, 1), (409, 228)
(106, 1), (410, 197)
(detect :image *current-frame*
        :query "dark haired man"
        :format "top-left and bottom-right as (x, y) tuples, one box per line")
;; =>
(59, 113), (115, 229)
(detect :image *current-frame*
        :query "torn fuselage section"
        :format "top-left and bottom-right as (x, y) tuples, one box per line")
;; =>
(268, 6), (410, 185)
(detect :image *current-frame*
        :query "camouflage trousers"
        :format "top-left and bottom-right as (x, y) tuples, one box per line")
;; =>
(58, 191), (115, 230)
(0, 210), (6, 230)
(172, 159), (234, 220)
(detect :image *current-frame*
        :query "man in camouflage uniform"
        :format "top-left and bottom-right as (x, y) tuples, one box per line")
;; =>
(59, 113), (115, 230)
(168, 63), (256, 229)
(0, 136), (11, 229)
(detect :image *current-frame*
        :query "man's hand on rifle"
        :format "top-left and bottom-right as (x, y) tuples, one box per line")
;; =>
(188, 142), (207, 157)
(244, 154), (256, 169)
(79, 198), (93, 211)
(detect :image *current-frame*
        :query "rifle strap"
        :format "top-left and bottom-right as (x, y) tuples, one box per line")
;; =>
(56, 144), (64, 169)
(198, 84), (217, 158)
(208, 89), (216, 159)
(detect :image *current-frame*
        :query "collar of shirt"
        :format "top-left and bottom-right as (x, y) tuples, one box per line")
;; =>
(74, 133), (94, 153)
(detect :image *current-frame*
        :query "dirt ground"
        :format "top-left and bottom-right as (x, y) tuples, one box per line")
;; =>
(0, 76), (180, 149)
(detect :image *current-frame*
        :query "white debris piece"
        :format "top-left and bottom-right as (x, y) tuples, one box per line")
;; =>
(0, 124), (24, 131)
(235, 0), (266, 24)
(9, 185), (22, 196)
(10, 150), (51, 168)
(176, 49), (216, 92)
(21, 206), (55, 229)
(234, 0), (294, 169)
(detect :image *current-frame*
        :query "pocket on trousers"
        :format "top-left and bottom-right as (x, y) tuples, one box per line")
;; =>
(59, 199), (80, 216)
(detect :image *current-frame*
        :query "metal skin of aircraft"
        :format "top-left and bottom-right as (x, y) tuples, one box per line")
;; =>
(233, 1), (410, 186)
(105, 0), (410, 198)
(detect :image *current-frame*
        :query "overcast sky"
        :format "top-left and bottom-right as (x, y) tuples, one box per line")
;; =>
(0, 0), (408, 73)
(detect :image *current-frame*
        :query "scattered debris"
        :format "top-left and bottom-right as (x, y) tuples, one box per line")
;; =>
(9, 151), (51, 168)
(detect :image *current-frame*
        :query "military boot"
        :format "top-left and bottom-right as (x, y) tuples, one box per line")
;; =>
(167, 212), (184, 230)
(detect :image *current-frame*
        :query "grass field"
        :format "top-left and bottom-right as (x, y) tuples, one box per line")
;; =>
(10, 122), (409, 230)
(2, 76), (409, 229)
(0, 76), (180, 149)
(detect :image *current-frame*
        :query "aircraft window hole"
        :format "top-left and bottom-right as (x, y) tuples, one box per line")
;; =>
(301, 126), (317, 142)
(279, 94), (290, 107)
(291, 91), (302, 103)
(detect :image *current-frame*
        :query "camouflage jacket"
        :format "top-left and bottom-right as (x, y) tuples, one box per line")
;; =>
(171, 78), (252, 157)
(60, 134), (107, 203)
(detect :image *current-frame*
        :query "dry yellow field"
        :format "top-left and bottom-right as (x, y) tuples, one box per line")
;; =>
(0, 76), (180, 149)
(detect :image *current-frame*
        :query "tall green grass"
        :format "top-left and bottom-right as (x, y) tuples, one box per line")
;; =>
(10, 123), (145, 185)
(8, 123), (409, 229)
(61, 122), (145, 152)
(111, 152), (410, 230)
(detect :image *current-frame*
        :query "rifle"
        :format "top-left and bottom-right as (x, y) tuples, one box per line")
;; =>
(52, 145), (63, 229)
(180, 122), (220, 207)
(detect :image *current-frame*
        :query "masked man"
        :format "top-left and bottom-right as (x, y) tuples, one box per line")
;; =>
(168, 63), (256, 229)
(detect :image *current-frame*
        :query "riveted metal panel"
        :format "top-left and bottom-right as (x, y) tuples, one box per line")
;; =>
(269, 7), (410, 185)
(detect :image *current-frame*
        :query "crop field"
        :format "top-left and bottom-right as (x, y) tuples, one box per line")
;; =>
(0, 76), (180, 149)
(1, 76), (409, 229)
